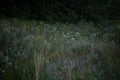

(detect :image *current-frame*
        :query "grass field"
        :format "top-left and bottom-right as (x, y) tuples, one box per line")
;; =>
(0, 19), (120, 80)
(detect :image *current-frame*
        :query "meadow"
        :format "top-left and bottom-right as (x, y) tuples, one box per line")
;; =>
(0, 19), (120, 80)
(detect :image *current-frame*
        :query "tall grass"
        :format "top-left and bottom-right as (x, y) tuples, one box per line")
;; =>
(0, 19), (120, 80)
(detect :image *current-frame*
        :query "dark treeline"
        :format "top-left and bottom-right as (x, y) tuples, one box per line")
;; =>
(0, 0), (120, 22)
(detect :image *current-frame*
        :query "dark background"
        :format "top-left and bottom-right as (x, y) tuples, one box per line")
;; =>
(0, 0), (120, 22)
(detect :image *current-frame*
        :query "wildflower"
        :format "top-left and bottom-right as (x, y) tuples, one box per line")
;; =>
(2, 70), (5, 73)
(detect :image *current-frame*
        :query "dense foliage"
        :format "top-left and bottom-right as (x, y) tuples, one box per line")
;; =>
(0, 19), (120, 80)
(0, 0), (120, 80)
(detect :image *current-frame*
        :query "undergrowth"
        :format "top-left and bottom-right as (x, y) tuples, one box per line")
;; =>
(0, 19), (120, 80)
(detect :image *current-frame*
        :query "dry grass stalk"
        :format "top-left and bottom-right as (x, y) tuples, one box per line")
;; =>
(34, 51), (42, 80)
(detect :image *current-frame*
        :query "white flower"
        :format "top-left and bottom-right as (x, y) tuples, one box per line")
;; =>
(8, 62), (12, 66)
(71, 38), (75, 40)
(2, 70), (5, 73)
